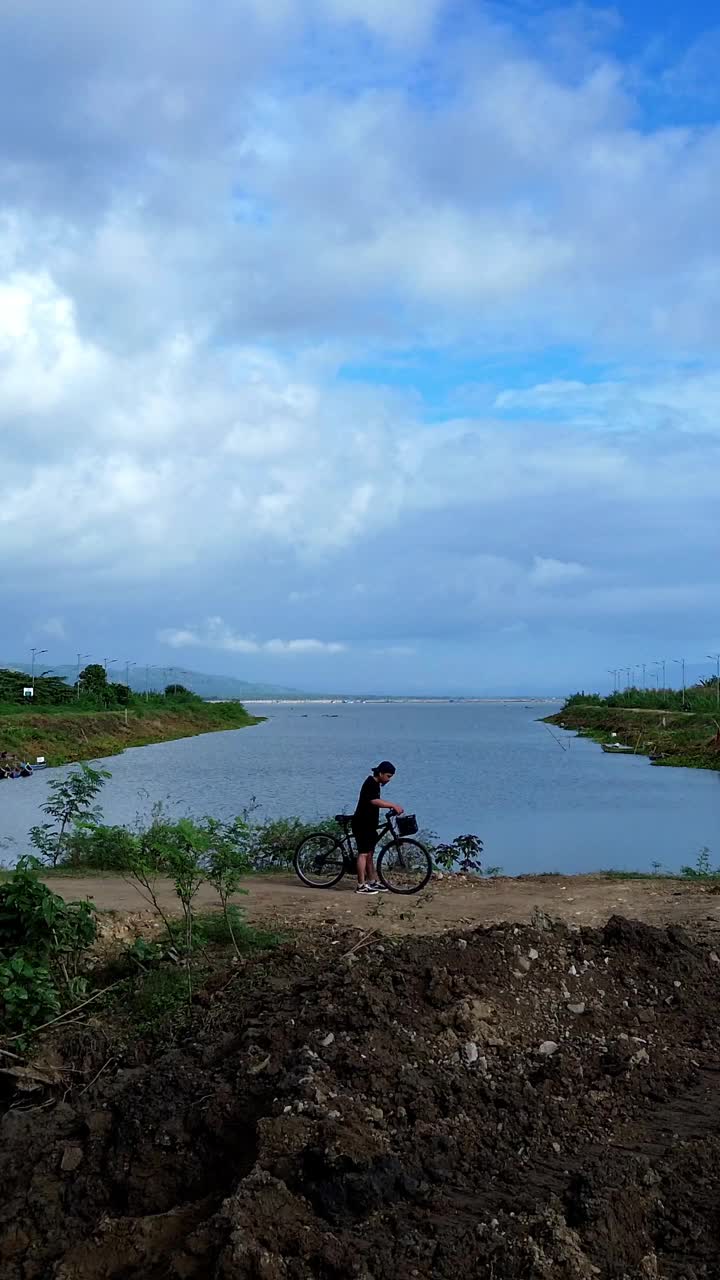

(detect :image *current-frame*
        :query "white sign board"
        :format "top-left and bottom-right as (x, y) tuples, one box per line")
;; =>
(23, 687), (34, 698)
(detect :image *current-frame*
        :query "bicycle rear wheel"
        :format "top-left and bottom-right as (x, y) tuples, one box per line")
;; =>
(294, 833), (347, 888)
(376, 838), (432, 895)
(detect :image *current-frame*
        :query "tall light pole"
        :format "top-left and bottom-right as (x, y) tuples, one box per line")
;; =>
(673, 658), (686, 709)
(641, 662), (647, 690)
(103, 656), (118, 675)
(608, 668), (618, 693)
(76, 652), (90, 700)
(125, 660), (136, 694)
(707, 654), (720, 710)
(30, 647), (48, 693)
(654, 659), (666, 690)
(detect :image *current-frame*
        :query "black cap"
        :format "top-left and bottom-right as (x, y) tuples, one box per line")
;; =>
(374, 761), (396, 774)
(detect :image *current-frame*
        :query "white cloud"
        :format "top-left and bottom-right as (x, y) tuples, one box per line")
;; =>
(37, 617), (66, 640)
(530, 557), (587, 587)
(495, 372), (720, 436)
(1, 260), (718, 590)
(2, 2), (720, 684)
(159, 618), (346, 655)
(318, 0), (444, 44)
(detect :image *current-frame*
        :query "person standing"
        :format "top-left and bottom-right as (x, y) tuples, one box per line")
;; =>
(352, 761), (404, 894)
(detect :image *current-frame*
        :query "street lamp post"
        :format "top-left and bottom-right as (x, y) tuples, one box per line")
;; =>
(641, 662), (647, 690)
(76, 652), (90, 700)
(30, 648), (48, 693)
(103, 657), (118, 675)
(653, 659), (666, 690)
(125, 660), (136, 693)
(673, 658), (686, 709)
(608, 668), (618, 693)
(707, 654), (720, 710)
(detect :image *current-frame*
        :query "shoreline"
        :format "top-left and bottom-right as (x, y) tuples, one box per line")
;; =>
(545, 703), (720, 772)
(241, 696), (562, 705)
(0, 703), (262, 768)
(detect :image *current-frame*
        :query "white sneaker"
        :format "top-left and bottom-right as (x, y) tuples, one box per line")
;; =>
(356, 883), (378, 894)
(368, 881), (388, 892)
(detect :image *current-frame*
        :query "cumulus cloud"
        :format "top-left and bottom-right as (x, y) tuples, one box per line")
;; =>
(530, 558), (587, 588)
(159, 618), (346, 656)
(3, 1), (720, 689)
(37, 617), (66, 640)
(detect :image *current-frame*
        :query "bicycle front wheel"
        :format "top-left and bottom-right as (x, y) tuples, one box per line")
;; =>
(376, 838), (432, 895)
(294, 833), (347, 889)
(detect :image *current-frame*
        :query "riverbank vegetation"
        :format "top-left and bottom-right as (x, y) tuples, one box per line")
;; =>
(0, 766), (493, 1038)
(0, 665), (261, 765)
(546, 685), (720, 770)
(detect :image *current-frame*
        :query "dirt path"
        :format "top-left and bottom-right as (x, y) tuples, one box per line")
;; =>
(46, 871), (720, 935)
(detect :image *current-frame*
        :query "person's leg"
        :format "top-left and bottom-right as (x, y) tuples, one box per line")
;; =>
(357, 850), (370, 885)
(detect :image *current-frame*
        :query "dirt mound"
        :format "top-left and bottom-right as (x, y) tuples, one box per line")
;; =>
(3, 917), (720, 1279)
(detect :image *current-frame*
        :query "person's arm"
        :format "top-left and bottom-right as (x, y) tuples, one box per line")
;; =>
(371, 797), (404, 814)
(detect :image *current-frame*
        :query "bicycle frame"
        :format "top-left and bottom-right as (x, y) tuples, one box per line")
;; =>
(336, 812), (398, 862)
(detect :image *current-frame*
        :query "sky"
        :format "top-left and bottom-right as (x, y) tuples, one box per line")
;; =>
(2, 0), (720, 696)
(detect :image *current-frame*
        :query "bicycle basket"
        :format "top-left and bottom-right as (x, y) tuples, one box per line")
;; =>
(397, 814), (418, 836)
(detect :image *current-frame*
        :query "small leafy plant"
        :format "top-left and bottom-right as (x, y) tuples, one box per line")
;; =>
(434, 833), (484, 875)
(202, 817), (251, 956)
(0, 857), (97, 1034)
(681, 847), (719, 878)
(29, 764), (111, 866)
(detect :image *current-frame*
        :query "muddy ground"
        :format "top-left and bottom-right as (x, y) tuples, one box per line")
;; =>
(2, 914), (720, 1279)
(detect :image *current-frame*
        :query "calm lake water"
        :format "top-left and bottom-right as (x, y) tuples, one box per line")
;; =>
(1, 701), (718, 875)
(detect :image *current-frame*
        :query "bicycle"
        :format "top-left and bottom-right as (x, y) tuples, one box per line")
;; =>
(293, 812), (433, 895)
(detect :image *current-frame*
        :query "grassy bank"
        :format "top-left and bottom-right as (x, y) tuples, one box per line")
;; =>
(0, 700), (262, 766)
(545, 701), (720, 770)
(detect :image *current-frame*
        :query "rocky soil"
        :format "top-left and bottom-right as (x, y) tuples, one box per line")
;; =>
(2, 915), (720, 1279)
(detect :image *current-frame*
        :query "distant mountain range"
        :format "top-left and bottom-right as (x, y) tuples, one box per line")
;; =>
(1, 661), (309, 701)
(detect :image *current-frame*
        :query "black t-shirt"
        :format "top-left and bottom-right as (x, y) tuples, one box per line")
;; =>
(353, 775), (381, 829)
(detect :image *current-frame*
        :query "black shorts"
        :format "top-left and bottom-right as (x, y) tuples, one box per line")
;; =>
(352, 821), (378, 853)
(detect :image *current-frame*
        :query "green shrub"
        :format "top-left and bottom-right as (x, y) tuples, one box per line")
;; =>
(249, 815), (338, 870)
(0, 956), (61, 1031)
(680, 847), (719, 878)
(0, 858), (98, 1034)
(63, 823), (139, 869)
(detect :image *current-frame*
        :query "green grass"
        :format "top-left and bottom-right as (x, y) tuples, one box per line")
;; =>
(546, 702), (720, 773)
(119, 967), (192, 1032)
(0, 702), (262, 766)
(177, 907), (285, 952)
(599, 869), (668, 880)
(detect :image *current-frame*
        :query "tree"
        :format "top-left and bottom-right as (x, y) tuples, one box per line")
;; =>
(29, 764), (111, 867)
(109, 681), (131, 706)
(165, 683), (192, 698)
(78, 664), (109, 699)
